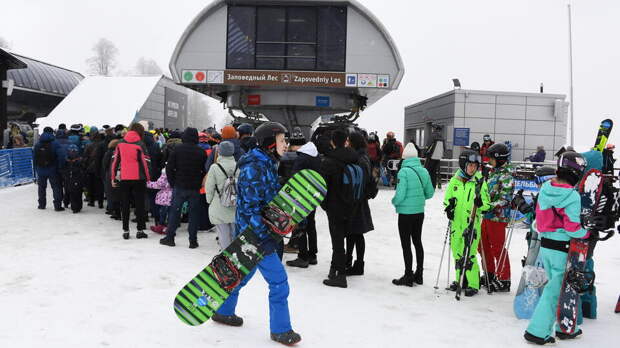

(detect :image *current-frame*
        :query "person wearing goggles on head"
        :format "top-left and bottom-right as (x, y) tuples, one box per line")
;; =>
(480, 143), (515, 292)
(443, 150), (491, 297)
(480, 134), (495, 164)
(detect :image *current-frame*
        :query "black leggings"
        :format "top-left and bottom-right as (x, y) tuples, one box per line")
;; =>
(120, 180), (146, 232)
(398, 213), (425, 273)
(346, 234), (365, 263)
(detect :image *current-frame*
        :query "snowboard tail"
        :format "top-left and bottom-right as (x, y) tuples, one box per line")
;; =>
(173, 169), (327, 326)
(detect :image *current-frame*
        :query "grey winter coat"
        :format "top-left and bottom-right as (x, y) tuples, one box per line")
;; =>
(205, 156), (237, 225)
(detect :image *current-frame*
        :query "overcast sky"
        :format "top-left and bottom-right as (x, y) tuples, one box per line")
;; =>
(1, 0), (618, 151)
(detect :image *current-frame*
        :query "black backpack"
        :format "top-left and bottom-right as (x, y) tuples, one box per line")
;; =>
(341, 163), (365, 207)
(35, 142), (55, 167)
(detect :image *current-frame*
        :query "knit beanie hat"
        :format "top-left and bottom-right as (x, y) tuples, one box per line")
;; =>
(402, 143), (418, 159)
(219, 141), (235, 157)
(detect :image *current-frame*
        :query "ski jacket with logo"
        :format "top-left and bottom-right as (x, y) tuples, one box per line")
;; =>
(110, 131), (150, 182)
(535, 180), (587, 242)
(443, 170), (491, 235)
(392, 157), (434, 215)
(234, 148), (280, 251)
(483, 163), (515, 222)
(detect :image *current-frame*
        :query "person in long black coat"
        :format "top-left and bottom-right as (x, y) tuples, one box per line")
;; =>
(345, 132), (374, 276)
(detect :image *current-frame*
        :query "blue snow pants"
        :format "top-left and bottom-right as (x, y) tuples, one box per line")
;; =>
(216, 252), (292, 334)
(526, 247), (581, 338)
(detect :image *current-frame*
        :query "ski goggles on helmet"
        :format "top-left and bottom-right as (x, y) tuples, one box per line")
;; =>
(557, 154), (586, 172)
(483, 135), (491, 141)
(464, 153), (482, 163)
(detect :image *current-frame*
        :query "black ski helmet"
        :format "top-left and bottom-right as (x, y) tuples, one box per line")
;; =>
(254, 121), (288, 150)
(487, 143), (510, 167)
(470, 141), (481, 152)
(459, 149), (482, 178)
(556, 151), (587, 186)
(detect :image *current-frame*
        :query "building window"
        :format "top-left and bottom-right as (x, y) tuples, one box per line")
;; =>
(227, 5), (347, 71)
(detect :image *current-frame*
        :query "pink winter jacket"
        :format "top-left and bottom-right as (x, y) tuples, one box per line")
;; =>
(146, 172), (172, 206)
(111, 131), (151, 182)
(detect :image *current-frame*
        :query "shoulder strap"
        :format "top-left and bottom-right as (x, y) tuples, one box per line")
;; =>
(216, 163), (229, 178)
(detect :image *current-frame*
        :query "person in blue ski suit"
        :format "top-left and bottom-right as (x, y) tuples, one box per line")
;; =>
(524, 151), (589, 345)
(213, 122), (302, 346)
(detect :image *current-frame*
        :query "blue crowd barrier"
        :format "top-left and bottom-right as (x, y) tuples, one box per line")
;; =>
(0, 148), (35, 188)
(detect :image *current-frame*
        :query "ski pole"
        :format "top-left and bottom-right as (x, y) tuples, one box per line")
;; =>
(478, 233), (492, 294)
(434, 223), (451, 290)
(446, 230), (451, 290)
(497, 210), (517, 278)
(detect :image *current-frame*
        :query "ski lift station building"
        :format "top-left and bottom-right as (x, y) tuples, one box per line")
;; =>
(404, 89), (569, 162)
(169, 0), (404, 135)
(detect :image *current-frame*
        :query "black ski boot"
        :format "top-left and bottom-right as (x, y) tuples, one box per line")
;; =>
(211, 312), (243, 327)
(413, 268), (423, 285)
(524, 331), (556, 345)
(464, 287), (478, 297)
(556, 328), (582, 340)
(286, 258), (309, 268)
(308, 255), (317, 265)
(123, 231), (130, 240)
(346, 260), (364, 276)
(392, 271), (415, 287)
(271, 330), (302, 345)
(189, 240), (199, 249)
(448, 281), (458, 291)
(136, 231), (148, 239)
(160, 237), (175, 247)
(490, 278), (510, 292)
(323, 271), (347, 288)
(326, 265), (337, 280)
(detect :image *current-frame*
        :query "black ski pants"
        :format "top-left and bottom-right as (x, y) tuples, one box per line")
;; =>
(69, 189), (83, 212)
(120, 180), (146, 232)
(298, 211), (318, 261)
(327, 215), (351, 272)
(398, 213), (425, 273)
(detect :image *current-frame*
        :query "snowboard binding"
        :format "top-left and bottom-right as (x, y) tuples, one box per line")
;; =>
(211, 254), (241, 291)
(262, 205), (295, 236)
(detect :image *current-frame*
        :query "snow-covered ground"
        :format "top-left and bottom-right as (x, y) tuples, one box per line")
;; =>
(1, 184), (619, 348)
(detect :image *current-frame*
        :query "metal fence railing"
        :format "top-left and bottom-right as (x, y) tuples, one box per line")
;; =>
(435, 159), (558, 188)
(0, 147), (35, 188)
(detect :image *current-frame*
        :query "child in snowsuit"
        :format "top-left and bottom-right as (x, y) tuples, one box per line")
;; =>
(211, 122), (302, 346)
(444, 150), (490, 296)
(63, 144), (85, 213)
(480, 143), (515, 292)
(524, 151), (588, 345)
(146, 169), (172, 234)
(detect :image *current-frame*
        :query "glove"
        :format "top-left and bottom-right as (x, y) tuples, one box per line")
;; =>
(511, 191), (532, 214)
(474, 196), (484, 208)
(582, 215), (608, 231)
(445, 198), (456, 221)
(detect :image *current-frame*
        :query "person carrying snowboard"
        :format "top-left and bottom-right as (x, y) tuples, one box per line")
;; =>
(524, 151), (589, 345)
(480, 143), (515, 292)
(211, 122), (302, 346)
(444, 150), (490, 297)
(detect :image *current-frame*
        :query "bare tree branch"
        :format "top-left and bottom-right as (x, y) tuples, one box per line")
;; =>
(86, 38), (119, 76)
(135, 57), (162, 76)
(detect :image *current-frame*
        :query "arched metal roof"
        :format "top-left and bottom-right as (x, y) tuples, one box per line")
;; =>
(6, 53), (83, 97)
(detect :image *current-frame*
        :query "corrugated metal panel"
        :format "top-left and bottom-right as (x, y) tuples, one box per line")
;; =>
(6, 54), (83, 96)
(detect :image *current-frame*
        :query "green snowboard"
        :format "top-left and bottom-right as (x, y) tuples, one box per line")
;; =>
(173, 169), (327, 326)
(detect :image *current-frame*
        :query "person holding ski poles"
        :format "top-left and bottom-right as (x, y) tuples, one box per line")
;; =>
(444, 150), (490, 297)
(523, 151), (588, 345)
(210, 122), (302, 346)
(480, 143), (515, 292)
